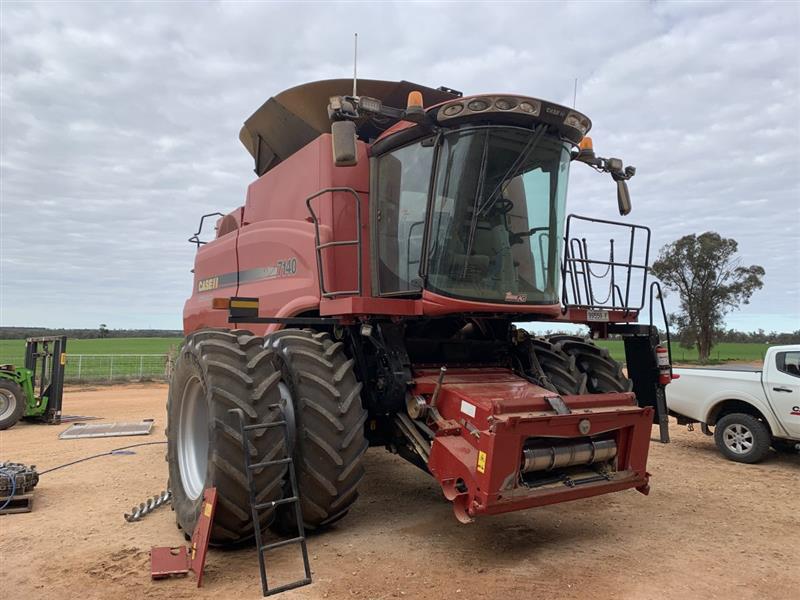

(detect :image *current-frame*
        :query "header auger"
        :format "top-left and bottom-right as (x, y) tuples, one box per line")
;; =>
(168, 78), (671, 547)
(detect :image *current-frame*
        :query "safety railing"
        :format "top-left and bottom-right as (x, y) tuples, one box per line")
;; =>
(561, 214), (651, 314)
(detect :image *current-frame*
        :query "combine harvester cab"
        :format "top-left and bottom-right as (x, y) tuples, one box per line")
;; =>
(170, 78), (673, 544)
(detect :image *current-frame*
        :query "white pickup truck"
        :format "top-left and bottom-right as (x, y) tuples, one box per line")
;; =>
(666, 345), (800, 463)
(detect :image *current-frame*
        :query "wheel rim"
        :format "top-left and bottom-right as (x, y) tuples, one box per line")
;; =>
(723, 423), (754, 455)
(0, 389), (16, 421)
(178, 376), (209, 500)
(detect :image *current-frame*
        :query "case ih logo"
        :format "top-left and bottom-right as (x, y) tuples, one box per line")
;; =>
(505, 292), (528, 303)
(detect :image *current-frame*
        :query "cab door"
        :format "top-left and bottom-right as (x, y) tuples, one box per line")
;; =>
(765, 350), (800, 437)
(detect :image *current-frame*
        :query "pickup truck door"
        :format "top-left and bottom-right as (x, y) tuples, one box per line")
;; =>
(765, 350), (800, 438)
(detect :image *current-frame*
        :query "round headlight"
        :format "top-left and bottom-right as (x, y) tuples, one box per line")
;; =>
(495, 98), (517, 111)
(518, 101), (536, 114)
(442, 103), (464, 117)
(467, 99), (490, 112)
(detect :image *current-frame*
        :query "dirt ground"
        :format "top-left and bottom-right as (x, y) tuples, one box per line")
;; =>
(1, 383), (797, 600)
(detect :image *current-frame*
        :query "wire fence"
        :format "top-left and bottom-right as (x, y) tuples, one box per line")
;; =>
(0, 353), (175, 383)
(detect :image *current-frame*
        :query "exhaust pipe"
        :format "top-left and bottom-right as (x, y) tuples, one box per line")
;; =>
(522, 439), (617, 473)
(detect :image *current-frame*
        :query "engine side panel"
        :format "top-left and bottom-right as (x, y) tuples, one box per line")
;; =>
(183, 135), (370, 335)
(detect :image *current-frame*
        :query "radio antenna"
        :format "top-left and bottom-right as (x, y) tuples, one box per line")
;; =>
(352, 33), (358, 97)
(572, 77), (578, 108)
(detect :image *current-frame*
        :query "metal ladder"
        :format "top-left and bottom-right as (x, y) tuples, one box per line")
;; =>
(229, 408), (312, 596)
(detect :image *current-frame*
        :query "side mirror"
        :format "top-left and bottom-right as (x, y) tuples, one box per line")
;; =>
(331, 120), (358, 167)
(616, 179), (632, 216)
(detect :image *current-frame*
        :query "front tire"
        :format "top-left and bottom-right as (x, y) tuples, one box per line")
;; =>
(167, 329), (287, 545)
(550, 335), (632, 393)
(267, 329), (368, 532)
(0, 379), (26, 431)
(714, 413), (771, 464)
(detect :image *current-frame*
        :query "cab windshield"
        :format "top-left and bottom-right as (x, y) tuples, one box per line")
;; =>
(427, 126), (570, 304)
(373, 126), (571, 305)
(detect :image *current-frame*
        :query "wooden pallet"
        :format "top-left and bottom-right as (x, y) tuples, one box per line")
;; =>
(0, 492), (34, 515)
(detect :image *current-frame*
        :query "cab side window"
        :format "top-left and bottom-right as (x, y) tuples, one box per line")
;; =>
(375, 142), (434, 294)
(776, 351), (800, 378)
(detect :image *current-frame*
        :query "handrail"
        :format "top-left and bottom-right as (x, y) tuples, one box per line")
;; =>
(648, 280), (672, 366)
(305, 187), (363, 298)
(188, 212), (225, 247)
(561, 213), (651, 313)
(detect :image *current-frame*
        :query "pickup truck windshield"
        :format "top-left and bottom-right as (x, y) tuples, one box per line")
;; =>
(426, 126), (570, 304)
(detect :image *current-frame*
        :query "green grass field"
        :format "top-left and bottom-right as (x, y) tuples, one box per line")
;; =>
(0, 337), (182, 360)
(594, 340), (768, 364)
(0, 338), (183, 381)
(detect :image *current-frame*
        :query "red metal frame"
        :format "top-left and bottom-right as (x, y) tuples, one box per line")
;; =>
(415, 369), (652, 522)
(151, 487), (218, 586)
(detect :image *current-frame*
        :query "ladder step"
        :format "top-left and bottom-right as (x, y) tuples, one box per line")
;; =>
(265, 578), (313, 596)
(261, 536), (304, 551)
(248, 457), (292, 470)
(254, 496), (299, 511)
(243, 421), (286, 431)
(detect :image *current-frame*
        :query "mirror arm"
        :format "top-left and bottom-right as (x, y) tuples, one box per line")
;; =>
(577, 153), (636, 216)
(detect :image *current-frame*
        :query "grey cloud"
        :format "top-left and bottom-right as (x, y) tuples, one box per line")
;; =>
(1, 1), (798, 331)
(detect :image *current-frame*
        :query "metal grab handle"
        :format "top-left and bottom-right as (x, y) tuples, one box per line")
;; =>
(188, 212), (225, 247)
(305, 187), (363, 298)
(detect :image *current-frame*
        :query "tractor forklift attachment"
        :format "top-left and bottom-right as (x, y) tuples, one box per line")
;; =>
(230, 408), (312, 597)
(150, 487), (217, 587)
(24, 336), (67, 424)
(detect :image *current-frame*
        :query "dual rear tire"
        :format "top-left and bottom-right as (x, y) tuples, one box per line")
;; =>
(167, 328), (367, 545)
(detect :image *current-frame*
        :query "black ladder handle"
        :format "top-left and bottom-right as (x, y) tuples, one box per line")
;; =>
(773, 387), (793, 393)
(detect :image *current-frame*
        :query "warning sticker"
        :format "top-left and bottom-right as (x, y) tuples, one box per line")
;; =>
(203, 502), (213, 518)
(477, 450), (487, 474)
(460, 400), (477, 418)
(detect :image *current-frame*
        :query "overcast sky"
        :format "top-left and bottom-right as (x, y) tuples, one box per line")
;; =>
(1, 1), (798, 332)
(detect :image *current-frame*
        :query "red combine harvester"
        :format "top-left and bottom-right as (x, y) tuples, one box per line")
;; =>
(168, 79), (672, 547)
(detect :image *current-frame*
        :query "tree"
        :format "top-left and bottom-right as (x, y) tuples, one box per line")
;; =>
(99, 324), (109, 339)
(651, 232), (764, 363)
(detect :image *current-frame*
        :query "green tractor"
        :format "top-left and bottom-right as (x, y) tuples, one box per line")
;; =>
(0, 337), (67, 430)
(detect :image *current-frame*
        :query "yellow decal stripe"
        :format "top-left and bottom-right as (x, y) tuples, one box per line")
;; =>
(230, 300), (259, 309)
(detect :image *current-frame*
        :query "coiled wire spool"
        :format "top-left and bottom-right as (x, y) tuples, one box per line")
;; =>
(124, 490), (172, 522)
(0, 462), (39, 495)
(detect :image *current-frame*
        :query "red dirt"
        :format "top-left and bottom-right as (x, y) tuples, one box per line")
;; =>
(1, 383), (797, 599)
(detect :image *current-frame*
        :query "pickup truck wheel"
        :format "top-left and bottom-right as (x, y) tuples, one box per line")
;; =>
(714, 413), (771, 464)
